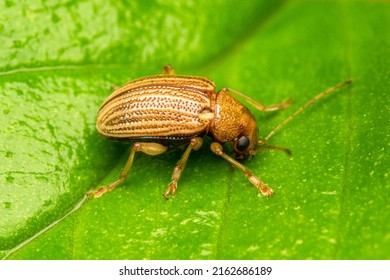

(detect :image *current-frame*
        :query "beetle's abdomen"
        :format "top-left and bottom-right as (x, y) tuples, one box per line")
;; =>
(97, 75), (216, 140)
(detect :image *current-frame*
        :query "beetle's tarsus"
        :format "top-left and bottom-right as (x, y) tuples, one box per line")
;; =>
(87, 188), (105, 199)
(164, 182), (177, 200)
(87, 183), (117, 199)
(260, 185), (274, 197)
(248, 175), (274, 197)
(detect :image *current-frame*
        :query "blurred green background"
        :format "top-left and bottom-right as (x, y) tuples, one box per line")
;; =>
(0, 0), (389, 259)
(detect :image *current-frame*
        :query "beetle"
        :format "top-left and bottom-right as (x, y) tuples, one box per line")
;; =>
(88, 65), (351, 199)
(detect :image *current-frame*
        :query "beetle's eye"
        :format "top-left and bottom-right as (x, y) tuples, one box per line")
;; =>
(236, 136), (250, 152)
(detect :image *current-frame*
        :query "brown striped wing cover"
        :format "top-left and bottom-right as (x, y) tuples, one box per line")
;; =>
(97, 75), (216, 141)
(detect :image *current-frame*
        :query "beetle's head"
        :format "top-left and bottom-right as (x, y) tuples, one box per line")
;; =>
(212, 90), (260, 161)
(233, 112), (259, 161)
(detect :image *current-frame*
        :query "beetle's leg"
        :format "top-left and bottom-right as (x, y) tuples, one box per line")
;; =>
(88, 142), (168, 198)
(164, 137), (203, 200)
(222, 88), (294, 112)
(162, 64), (175, 75)
(210, 142), (274, 197)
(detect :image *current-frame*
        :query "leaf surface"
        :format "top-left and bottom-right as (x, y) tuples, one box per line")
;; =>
(1, 0), (388, 260)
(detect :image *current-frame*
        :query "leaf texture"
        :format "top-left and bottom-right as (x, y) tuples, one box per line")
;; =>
(0, 0), (388, 260)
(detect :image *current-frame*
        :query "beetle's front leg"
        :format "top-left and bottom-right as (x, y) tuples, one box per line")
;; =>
(88, 142), (168, 198)
(210, 142), (274, 197)
(164, 137), (203, 199)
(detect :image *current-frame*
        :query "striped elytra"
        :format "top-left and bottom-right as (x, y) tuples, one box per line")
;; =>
(97, 74), (217, 141)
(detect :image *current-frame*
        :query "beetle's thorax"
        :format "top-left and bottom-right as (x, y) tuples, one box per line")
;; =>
(210, 89), (258, 152)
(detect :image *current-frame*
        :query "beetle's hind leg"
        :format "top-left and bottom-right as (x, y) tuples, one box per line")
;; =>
(164, 137), (203, 199)
(88, 142), (168, 198)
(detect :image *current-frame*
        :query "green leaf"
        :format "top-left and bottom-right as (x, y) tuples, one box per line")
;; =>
(1, 0), (389, 260)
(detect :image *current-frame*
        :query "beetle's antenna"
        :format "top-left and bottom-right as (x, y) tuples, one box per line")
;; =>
(258, 79), (352, 145)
